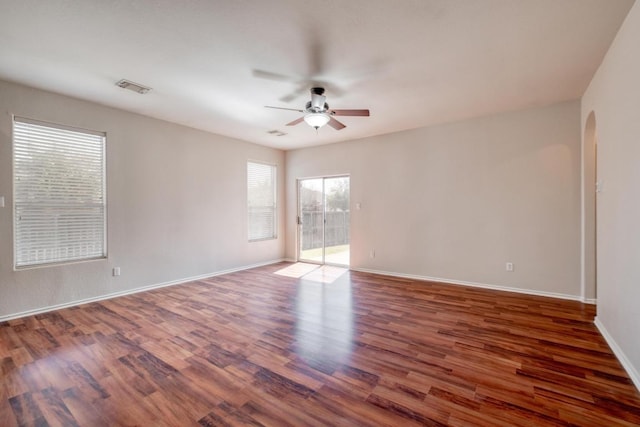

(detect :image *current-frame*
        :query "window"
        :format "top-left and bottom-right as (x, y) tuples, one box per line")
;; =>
(13, 117), (106, 268)
(247, 161), (276, 241)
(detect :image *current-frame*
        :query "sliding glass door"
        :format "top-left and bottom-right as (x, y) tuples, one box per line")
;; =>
(298, 178), (324, 264)
(298, 176), (350, 266)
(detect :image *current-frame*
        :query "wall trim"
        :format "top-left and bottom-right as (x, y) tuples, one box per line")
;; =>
(594, 316), (640, 392)
(582, 298), (597, 305)
(351, 267), (582, 302)
(0, 258), (286, 322)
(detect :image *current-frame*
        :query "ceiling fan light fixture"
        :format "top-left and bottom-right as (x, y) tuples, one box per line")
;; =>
(304, 112), (330, 129)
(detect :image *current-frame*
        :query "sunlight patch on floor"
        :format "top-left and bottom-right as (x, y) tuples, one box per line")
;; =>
(274, 262), (320, 278)
(274, 263), (348, 284)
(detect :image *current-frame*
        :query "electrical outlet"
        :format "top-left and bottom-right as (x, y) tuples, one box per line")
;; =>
(112, 267), (121, 276)
(506, 262), (514, 272)
(369, 249), (375, 259)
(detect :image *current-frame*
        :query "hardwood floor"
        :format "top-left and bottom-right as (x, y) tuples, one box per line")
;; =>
(1, 262), (640, 426)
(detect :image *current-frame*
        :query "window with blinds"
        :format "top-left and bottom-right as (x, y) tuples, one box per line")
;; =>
(13, 117), (107, 268)
(247, 161), (276, 241)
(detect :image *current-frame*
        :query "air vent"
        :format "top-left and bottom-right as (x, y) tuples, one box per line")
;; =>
(267, 130), (287, 136)
(116, 79), (152, 94)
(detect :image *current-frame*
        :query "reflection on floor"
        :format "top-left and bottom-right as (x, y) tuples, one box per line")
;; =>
(302, 265), (348, 284)
(274, 262), (348, 284)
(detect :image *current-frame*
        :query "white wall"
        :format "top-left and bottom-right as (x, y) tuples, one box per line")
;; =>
(286, 101), (582, 298)
(0, 80), (285, 319)
(581, 1), (640, 388)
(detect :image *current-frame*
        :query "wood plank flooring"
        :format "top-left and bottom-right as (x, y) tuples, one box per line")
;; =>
(1, 262), (640, 426)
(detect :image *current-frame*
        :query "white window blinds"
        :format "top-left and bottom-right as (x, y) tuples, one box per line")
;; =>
(13, 117), (107, 268)
(247, 161), (276, 241)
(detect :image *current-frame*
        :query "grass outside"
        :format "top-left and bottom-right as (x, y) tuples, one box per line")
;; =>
(300, 244), (349, 259)
(300, 244), (350, 266)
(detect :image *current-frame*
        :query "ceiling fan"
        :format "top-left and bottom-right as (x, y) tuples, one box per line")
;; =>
(265, 87), (370, 130)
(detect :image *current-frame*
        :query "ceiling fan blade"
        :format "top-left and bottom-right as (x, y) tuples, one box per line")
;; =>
(252, 69), (297, 83)
(328, 117), (346, 130)
(307, 31), (325, 76)
(265, 106), (304, 112)
(280, 93), (298, 103)
(280, 85), (309, 102)
(330, 109), (370, 117)
(286, 117), (305, 126)
(323, 82), (345, 98)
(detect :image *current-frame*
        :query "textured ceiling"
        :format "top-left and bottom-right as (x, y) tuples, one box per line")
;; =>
(0, 0), (634, 150)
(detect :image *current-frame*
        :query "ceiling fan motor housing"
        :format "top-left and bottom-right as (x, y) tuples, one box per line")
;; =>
(306, 99), (329, 113)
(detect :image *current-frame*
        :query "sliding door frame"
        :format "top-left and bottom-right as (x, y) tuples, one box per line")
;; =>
(297, 174), (350, 267)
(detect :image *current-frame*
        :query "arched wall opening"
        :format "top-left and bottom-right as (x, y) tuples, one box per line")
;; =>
(583, 111), (598, 302)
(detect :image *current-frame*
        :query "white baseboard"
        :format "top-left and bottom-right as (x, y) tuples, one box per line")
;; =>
(0, 258), (286, 322)
(350, 267), (582, 302)
(582, 298), (597, 305)
(594, 317), (640, 392)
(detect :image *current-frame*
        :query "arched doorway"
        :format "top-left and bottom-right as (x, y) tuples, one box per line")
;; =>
(583, 111), (598, 303)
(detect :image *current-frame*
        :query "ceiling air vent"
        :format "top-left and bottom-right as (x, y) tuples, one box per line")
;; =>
(116, 79), (152, 94)
(267, 129), (287, 136)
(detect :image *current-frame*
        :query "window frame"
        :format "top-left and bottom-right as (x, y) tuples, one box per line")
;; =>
(12, 116), (107, 269)
(247, 160), (277, 242)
